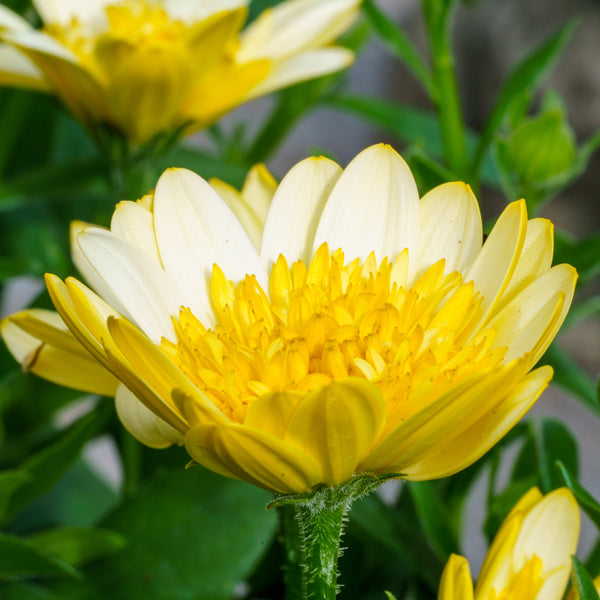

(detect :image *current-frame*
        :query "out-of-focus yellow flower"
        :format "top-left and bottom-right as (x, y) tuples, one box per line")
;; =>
(0, 0), (359, 144)
(438, 487), (580, 600)
(2, 145), (577, 494)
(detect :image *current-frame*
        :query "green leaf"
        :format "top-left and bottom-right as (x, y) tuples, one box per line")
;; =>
(10, 459), (119, 534)
(0, 471), (33, 522)
(384, 592), (398, 600)
(557, 462), (600, 531)
(407, 481), (458, 560)
(0, 581), (60, 600)
(0, 533), (79, 580)
(0, 159), (108, 212)
(471, 20), (577, 177)
(4, 402), (112, 521)
(571, 556), (600, 600)
(29, 527), (126, 568)
(484, 477), (537, 542)
(324, 94), (501, 188)
(362, 0), (435, 96)
(50, 466), (277, 600)
(349, 491), (442, 591)
(537, 418), (579, 491)
(543, 345), (598, 415)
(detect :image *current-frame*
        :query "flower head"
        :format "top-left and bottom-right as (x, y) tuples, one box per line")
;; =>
(2, 145), (576, 494)
(438, 487), (580, 600)
(0, 0), (359, 144)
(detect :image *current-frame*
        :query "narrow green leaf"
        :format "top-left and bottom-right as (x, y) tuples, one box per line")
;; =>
(557, 462), (600, 531)
(349, 492), (442, 590)
(5, 402), (112, 520)
(0, 471), (33, 522)
(362, 0), (435, 96)
(324, 94), (501, 187)
(29, 527), (126, 568)
(472, 20), (577, 176)
(538, 418), (579, 491)
(543, 345), (598, 414)
(571, 556), (600, 600)
(407, 481), (459, 560)
(0, 160), (108, 212)
(0, 533), (79, 580)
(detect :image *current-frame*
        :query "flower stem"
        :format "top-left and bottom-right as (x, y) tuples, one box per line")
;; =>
(279, 495), (349, 599)
(423, 0), (469, 180)
(274, 475), (397, 600)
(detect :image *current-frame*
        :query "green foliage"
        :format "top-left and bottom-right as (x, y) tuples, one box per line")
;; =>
(48, 466), (277, 600)
(571, 557), (600, 600)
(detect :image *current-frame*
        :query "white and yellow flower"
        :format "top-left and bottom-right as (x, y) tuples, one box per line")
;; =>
(2, 145), (577, 494)
(438, 487), (580, 600)
(0, 0), (359, 144)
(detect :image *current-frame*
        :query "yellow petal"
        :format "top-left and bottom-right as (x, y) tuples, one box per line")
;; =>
(185, 421), (322, 494)
(1, 309), (118, 396)
(396, 365), (552, 480)
(361, 362), (528, 473)
(438, 555), (474, 600)
(284, 378), (387, 486)
(244, 390), (304, 438)
(0, 44), (49, 91)
(487, 264), (577, 363)
(494, 218), (554, 312)
(107, 316), (225, 425)
(465, 200), (527, 329)
(6, 30), (107, 126)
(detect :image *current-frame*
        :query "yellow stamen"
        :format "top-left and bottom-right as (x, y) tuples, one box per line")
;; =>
(161, 244), (507, 423)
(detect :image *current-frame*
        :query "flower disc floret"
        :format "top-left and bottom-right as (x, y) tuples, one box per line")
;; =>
(163, 244), (505, 431)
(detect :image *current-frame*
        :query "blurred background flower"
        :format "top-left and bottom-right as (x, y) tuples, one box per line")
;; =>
(0, 0), (359, 147)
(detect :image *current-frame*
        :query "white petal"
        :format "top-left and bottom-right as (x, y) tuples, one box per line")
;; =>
(417, 182), (482, 278)
(261, 156), (342, 267)
(31, 0), (110, 29)
(164, 0), (248, 21)
(153, 168), (268, 322)
(244, 48), (354, 100)
(0, 6), (33, 32)
(111, 201), (161, 265)
(71, 221), (131, 319)
(513, 488), (579, 600)
(312, 144), (420, 265)
(238, 0), (359, 61)
(77, 228), (192, 343)
(3, 29), (78, 63)
(115, 384), (183, 449)
(0, 44), (49, 91)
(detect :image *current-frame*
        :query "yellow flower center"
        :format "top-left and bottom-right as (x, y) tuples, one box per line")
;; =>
(161, 244), (507, 425)
(488, 556), (544, 600)
(44, 1), (191, 81)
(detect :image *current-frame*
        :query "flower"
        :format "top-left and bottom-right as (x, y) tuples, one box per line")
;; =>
(2, 145), (576, 494)
(438, 487), (580, 600)
(0, 0), (359, 144)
